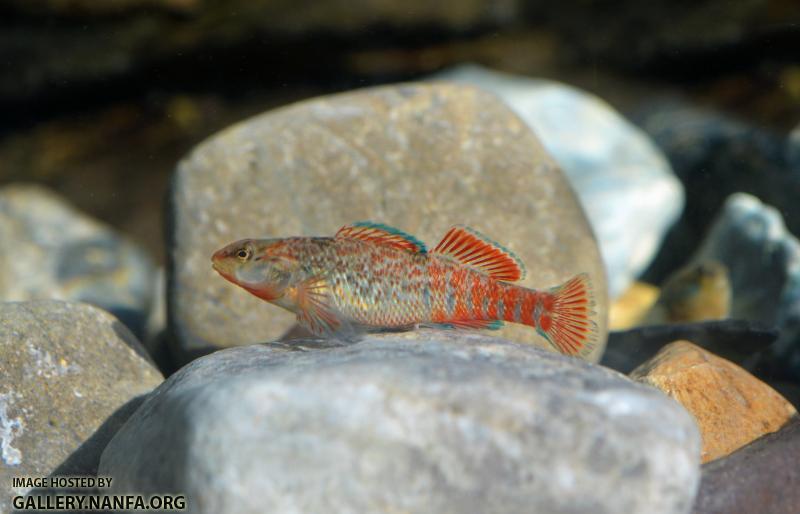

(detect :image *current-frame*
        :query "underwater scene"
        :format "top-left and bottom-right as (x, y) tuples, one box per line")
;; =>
(1, 1), (799, 513)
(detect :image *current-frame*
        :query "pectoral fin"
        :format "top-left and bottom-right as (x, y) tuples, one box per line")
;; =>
(294, 276), (341, 337)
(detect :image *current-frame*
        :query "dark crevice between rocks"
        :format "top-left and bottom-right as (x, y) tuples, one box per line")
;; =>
(602, 319), (779, 374)
(636, 24), (800, 81)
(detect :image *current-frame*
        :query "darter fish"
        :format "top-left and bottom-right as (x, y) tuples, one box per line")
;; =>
(212, 222), (598, 357)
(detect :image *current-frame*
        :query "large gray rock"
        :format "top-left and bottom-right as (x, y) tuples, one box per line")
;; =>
(690, 194), (800, 378)
(0, 301), (163, 512)
(100, 332), (700, 514)
(0, 184), (156, 337)
(168, 83), (608, 361)
(433, 65), (683, 298)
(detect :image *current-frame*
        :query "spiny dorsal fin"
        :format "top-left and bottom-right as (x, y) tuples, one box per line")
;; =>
(432, 225), (526, 282)
(336, 221), (427, 254)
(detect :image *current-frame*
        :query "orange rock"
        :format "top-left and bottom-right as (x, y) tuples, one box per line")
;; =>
(609, 282), (659, 329)
(630, 340), (797, 463)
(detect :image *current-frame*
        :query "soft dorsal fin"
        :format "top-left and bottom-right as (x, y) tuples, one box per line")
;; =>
(432, 225), (526, 282)
(335, 221), (427, 254)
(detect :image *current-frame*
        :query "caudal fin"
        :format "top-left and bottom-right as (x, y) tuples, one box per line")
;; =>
(537, 273), (598, 358)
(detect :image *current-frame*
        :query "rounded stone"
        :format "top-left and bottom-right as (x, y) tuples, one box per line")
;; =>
(99, 332), (700, 514)
(0, 301), (163, 512)
(168, 83), (608, 361)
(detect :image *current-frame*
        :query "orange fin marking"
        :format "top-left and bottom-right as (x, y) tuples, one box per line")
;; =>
(432, 226), (526, 282)
(536, 273), (598, 358)
(336, 221), (426, 254)
(294, 276), (341, 336)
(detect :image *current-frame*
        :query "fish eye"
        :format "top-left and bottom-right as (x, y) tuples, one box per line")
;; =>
(236, 248), (251, 261)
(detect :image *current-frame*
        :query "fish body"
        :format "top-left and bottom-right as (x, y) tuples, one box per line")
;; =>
(212, 222), (597, 357)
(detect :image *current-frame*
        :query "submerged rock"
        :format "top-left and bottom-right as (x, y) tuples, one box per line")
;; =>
(631, 341), (796, 463)
(0, 184), (156, 337)
(168, 82), (607, 362)
(0, 301), (162, 513)
(644, 260), (731, 325)
(609, 282), (660, 330)
(690, 193), (800, 378)
(693, 418), (800, 514)
(610, 261), (731, 331)
(100, 332), (700, 514)
(635, 101), (800, 282)
(433, 65), (683, 298)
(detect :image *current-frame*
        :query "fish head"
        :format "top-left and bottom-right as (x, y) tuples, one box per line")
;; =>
(212, 238), (301, 301)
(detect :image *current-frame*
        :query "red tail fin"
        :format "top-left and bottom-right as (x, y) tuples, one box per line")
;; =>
(536, 273), (598, 358)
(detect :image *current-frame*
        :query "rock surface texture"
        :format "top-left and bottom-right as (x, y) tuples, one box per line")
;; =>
(693, 418), (800, 514)
(631, 341), (796, 463)
(0, 301), (163, 513)
(434, 65), (683, 298)
(0, 184), (156, 337)
(100, 332), (700, 514)
(168, 83), (608, 360)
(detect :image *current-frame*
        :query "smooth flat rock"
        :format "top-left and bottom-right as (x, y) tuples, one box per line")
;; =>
(0, 184), (156, 338)
(168, 82), (607, 361)
(631, 341), (796, 463)
(433, 65), (683, 298)
(693, 417), (800, 514)
(100, 332), (700, 514)
(690, 193), (800, 378)
(0, 301), (163, 513)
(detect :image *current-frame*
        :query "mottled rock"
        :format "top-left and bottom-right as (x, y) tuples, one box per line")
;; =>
(635, 101), (800, 281)
(690, 193), (800, 378)
(631, 341), (796, 463)
(644, 261), (731, 325)
(609, 282), (659, 330)
(100, 332), (699, 514)
(693, 418), (800, 514)
(433, 65), (683, 298)
(168, 83), (607, 361)
(602, 320), (778, 375)
(0, 184), (156, 337)
(0, 301), (163, 513)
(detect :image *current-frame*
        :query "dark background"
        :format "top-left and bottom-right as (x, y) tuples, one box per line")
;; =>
(2, 0), (799, 273)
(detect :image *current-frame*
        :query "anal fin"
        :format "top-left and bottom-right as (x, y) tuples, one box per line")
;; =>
(423, 320), (504, 330)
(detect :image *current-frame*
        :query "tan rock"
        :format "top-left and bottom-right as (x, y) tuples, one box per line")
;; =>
(630, 340), (796, 463)
(609, 281), (659, 329)
(644, 260), (731, 325)
(168, 83), (608, 361)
